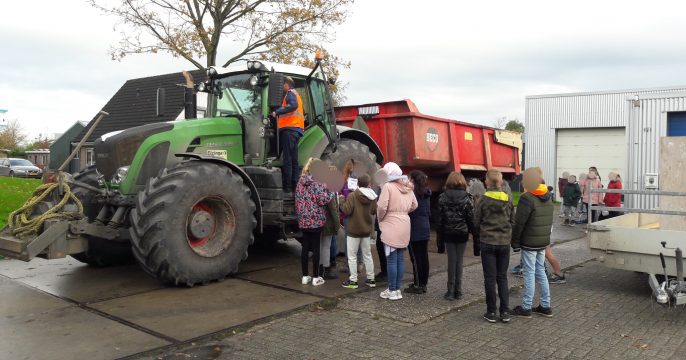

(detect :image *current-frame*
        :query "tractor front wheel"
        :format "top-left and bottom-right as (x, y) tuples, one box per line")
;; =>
(130, 161), (256, 286)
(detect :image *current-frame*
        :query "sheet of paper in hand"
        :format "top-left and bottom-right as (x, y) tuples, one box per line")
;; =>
(347, 177), (358, 191)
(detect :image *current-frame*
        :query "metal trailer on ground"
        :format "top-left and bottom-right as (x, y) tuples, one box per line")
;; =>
(334, 99), (521, 191)
(588, 188), (686, 305)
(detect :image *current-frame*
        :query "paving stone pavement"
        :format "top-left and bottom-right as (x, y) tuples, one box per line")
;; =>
(145, 261), (686, 360)
(138, 227), (686, 360)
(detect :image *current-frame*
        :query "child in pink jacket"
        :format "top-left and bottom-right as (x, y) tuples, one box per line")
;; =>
(377, 162), (418, 301)
(582, 170), (603, 222)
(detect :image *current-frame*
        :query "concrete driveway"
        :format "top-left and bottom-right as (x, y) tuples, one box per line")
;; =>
(0, 237), (448, 360)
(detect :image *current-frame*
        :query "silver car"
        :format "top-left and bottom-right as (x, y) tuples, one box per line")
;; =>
(0, 158), (43, 178)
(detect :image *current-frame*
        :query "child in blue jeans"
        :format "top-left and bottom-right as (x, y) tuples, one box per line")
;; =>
(511, 167), (555, 318)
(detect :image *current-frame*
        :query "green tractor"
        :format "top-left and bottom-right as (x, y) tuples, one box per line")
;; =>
(0, 58), (382, 286)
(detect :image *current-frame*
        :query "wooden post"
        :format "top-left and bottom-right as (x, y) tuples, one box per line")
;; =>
(58, 111), (109, 172)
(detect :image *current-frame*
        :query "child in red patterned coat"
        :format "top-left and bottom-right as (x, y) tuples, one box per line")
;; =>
(295, 158), (334, 286)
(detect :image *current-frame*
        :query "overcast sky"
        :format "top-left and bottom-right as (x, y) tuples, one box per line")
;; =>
(3, 0), (686, 139)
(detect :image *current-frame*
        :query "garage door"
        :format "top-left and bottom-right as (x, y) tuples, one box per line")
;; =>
(556, 128), (626, 199)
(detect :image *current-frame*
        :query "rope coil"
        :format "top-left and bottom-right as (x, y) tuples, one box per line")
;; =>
(8, 172), (85, 239)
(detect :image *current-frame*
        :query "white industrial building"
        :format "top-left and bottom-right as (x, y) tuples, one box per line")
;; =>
(525, 86), (686, 208)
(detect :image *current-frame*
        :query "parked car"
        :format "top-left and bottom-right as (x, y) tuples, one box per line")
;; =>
(0, 158), (43, 178)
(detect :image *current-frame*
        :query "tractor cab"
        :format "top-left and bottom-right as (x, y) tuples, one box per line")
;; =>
(194, 56), (339, 166)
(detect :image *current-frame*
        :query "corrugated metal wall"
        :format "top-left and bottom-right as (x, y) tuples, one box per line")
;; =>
(525, 87), (686, 208)
(627, 92), (686, 208)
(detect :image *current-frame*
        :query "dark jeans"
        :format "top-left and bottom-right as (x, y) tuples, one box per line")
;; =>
(480, 243), (510, 314)
(330, 234), (337, 260)
(301, 230), (322, 277)
(446, 240), (467, 295)
(376, 230), (387, 274)
(280, 128), (301, 192)
(408, 241), (430, 287)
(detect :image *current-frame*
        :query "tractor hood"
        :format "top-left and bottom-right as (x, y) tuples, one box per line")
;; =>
(95, 123), (174, 180)
(97, 117), (244, 195)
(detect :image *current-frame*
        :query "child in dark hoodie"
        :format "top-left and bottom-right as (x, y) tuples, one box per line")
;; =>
(511, 167), (554, 318)
(406, 170), (432, 294)
(340, 174), (378, 289)
(474, 169), (515, 323)
(438, 172), (476, 301)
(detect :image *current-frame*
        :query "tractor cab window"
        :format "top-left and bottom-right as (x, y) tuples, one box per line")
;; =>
(215, 74), (262, 118)
(309, 79), (330, 126)
(291, 78), (313, 127)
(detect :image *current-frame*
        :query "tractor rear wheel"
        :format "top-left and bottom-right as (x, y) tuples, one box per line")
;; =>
(322, 139), (380, 183)
(130, 161), (256, 286)
(70, 165), (135, 267)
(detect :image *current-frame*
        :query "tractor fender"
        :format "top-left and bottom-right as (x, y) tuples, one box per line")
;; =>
(174, 153), (263, 233)
(300, 127), (384, 165)
(337, 127), (384, 164)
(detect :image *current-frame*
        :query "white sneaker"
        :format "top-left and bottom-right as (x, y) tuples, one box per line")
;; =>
(380, 288), (392, 299)
(301, 276), (312, 285)
(312, 277), (325, 286)
(389, 290), (403, 301)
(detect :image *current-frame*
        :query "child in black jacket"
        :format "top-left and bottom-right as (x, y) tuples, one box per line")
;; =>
(437, 172), (476, 301)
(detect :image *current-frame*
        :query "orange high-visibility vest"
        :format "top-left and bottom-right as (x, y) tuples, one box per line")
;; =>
(278, 89), (305, 129)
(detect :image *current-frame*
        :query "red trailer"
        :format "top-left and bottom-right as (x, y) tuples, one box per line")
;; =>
(335, 99), (521, 191)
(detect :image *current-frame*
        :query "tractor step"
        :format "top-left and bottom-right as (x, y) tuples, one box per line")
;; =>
(0, 220), (87, 261)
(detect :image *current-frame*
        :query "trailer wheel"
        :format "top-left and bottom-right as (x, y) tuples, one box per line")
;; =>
(130, 161), (256, 286)
(70, 165), (135, 267)
(322, 139), (380, 184)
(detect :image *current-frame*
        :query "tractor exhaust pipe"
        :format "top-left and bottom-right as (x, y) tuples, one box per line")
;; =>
(182, 71), (197, 119)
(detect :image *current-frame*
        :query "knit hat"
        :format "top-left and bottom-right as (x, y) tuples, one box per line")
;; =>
(382, 162), (406, 182)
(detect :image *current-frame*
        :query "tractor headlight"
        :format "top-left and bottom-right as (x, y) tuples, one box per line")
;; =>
(246, 60), (263, 71)
(111, 166), (130, 185)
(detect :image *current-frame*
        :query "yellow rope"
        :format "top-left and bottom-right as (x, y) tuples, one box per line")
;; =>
(8, 172), (84, 239)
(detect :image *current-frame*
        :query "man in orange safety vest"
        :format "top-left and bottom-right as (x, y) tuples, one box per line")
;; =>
(271, 76), (305, 196)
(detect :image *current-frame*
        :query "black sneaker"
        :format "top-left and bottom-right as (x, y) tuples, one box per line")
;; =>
(404, 284), (425, 294)
(341, 280), (358, 289)
(500, 311), (511, 323)
(323, 267), (338, 280)
(444, 291), (456, 301)
(532, 305), (553, 318)
(365, 279), (376, 288)
(549, 272), (567, 284)
(483, 312), (497, 323)
(511, 306), (532, 318)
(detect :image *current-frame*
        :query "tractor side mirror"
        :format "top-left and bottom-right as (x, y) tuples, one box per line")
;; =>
(156, 88), (166, 117)
(268, 73), (285, 109)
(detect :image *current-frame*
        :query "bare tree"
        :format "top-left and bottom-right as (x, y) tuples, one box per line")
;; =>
(492, 116), (508, 129)
(0, 119), (27, 150)
(26, 134), (52, 151)
(91, 1), (353, 82)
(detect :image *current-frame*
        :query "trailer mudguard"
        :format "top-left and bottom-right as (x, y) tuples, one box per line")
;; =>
(174, 153), (263, 232)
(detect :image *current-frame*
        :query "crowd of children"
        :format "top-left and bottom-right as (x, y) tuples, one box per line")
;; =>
(557, 167), (623, 225)
(294, 156), (592, 322)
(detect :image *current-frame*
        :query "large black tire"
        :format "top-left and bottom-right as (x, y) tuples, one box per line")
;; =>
(130, 161), (256, 286)
(322, 139), (380, 183)
(70, 165), (135, 267)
